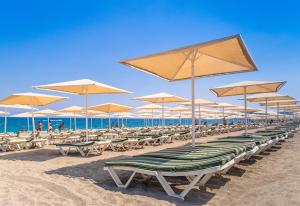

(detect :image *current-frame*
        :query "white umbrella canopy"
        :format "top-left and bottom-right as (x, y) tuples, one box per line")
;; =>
(136, 103), (163, 126)
(58, 106), (84, 131)
(241, 93), (293, 124)
(0, 92), (67, 135)
(34, 79), (130, 139)
(121, 35), (257, 146)
(134, 92), (188, 127)
(88, 103), (133, 129)
(0, 104), (37, 133)
(182, 99), (217, 126)
(259, 100), (298, 106)
(210, 81), (286, 134)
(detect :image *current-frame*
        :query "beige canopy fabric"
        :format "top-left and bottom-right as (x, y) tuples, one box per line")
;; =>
(0, 92), (67, 135)
(34, 79), (130, 139)
(136, 104), (162, 110)
(242, 93), (293, 102)
(89, 103), (133, 113)
(34, 109), (57, 115)
(227, 106), (260, 112)
(33, 79), (130, 95)
(182, 99), (216, 106)
(89, 103), (133, 129)
(134, 92), (188, 127)
(120, 35), (257, 81)
(210, 81), (286, 97)
(210, 81), (286, 134)
(260, 100), (298, 106)
(134, 92), (188, 103)
(58, 106), (84, 113)
(121, 35), (257, 146)
(0, 92), (67, 106)
(169, 106), (189, 112)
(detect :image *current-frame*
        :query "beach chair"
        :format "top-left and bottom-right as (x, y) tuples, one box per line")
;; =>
(104, 144), (242, 200)
(56, 140), (111, 157)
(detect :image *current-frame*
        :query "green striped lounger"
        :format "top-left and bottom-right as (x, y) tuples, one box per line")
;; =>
(104, 144), (240, 199)
(56, 140), (111, 157)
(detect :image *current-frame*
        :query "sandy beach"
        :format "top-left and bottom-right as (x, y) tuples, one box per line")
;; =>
(0, 129), (299, 206)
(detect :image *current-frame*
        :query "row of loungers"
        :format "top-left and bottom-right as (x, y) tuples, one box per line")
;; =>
(0, 138), (48, 152)
(103, 123), (299, 200)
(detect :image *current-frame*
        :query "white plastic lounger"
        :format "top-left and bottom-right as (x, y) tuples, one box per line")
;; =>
(104, 159), (235, 200)
(57, 140), (111, 157)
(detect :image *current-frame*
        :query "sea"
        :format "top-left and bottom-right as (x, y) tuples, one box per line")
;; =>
(0, 117), (245, 133)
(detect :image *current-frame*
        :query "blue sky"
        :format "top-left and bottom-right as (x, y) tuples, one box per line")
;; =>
(0, 0), (299, 112)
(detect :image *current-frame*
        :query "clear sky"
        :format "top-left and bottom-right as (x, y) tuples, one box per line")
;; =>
(0, 0), (299, 112)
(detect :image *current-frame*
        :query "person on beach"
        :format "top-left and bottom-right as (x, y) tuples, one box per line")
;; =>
(36, 121), (43, 136)
(47, 121), (52, 133)
(58, 122), (64, 132)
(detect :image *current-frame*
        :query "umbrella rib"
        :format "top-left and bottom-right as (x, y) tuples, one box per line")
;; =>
(197, 51), (253, 69)
(171, 50), (194, 80)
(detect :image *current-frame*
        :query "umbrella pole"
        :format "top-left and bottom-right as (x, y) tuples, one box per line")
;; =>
(162, 102), (164, 127)
(74, 113), (77, 131)
(27, 117), (30, 131)
(85, 92), (88, 141)
(277, 103), (279, 123)
(109, 113), (111, 129)
(198, 105), (201, 128)
(91, 116), (93, 129)
(4, 108), (7, 133)
(191, 60), (196, 147)
(243, 87), (248, 135)
(31, 106), (36, 138)
(265, 99), (268, 129)
(152, 110), (154, 127)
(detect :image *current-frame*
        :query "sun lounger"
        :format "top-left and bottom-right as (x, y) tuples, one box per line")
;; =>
(56, 140), (111, 157)
(104, 144), (243, 199)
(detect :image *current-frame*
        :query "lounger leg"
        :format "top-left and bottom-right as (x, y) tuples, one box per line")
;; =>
(77, 148), (86, 157)
(198, 173), (213, 187)
(59, 147), (67, 156)
(106, 167), (136, 188)
(156, 172), (205, 200)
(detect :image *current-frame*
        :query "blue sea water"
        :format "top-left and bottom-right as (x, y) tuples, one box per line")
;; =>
(0, 117), (245, 133)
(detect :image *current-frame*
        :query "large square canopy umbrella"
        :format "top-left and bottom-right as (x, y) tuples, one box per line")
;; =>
(242, 93), (293, 123)
(0, 104), (35, 133)
(210, 81), (286, 134)
(136, 104), (162, 126)
(0, 92), (67, 136)
(182, 99), (216, 126)
(34, 79), (130, 139)
(133, 93), (188, 127)
(88, 103), (133, 129)
(121, 35), (257, 146)
(58, 106), (83, 130)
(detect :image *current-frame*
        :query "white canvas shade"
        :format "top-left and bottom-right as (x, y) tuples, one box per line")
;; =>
(34, 79), (130, 139)
(121, 35), (257, 146)
(210, 81), (286, 134)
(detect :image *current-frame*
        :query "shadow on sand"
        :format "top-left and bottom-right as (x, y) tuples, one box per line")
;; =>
(0, 148), (61, 162)
(45, 154), (225, 205)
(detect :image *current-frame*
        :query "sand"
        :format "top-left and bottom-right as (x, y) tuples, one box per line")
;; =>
(0, 129), (299, 206)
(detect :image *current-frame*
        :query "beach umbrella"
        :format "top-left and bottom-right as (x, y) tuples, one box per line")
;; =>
(0, 92), (67, 136)
(121, 35), (257, 146)
(136, 104), (162, 126)
(169, 106), (190, 125)
(0, 104), (35, 133)
(11, 112), (43, 131)
(207, 102), (237, 121)
(94, 113), (109, 129)
(58, 106), (84, 130)
(34, 79), (130, 139)
(134, 93), (188, 127)
(34, 109), (57, 131)
(182, 99), (217, 126)
(88, 103), (133, 129)
(0, 111), (9, 133)
(242, 93), (293, 124)
(210, 81), (286, 134)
